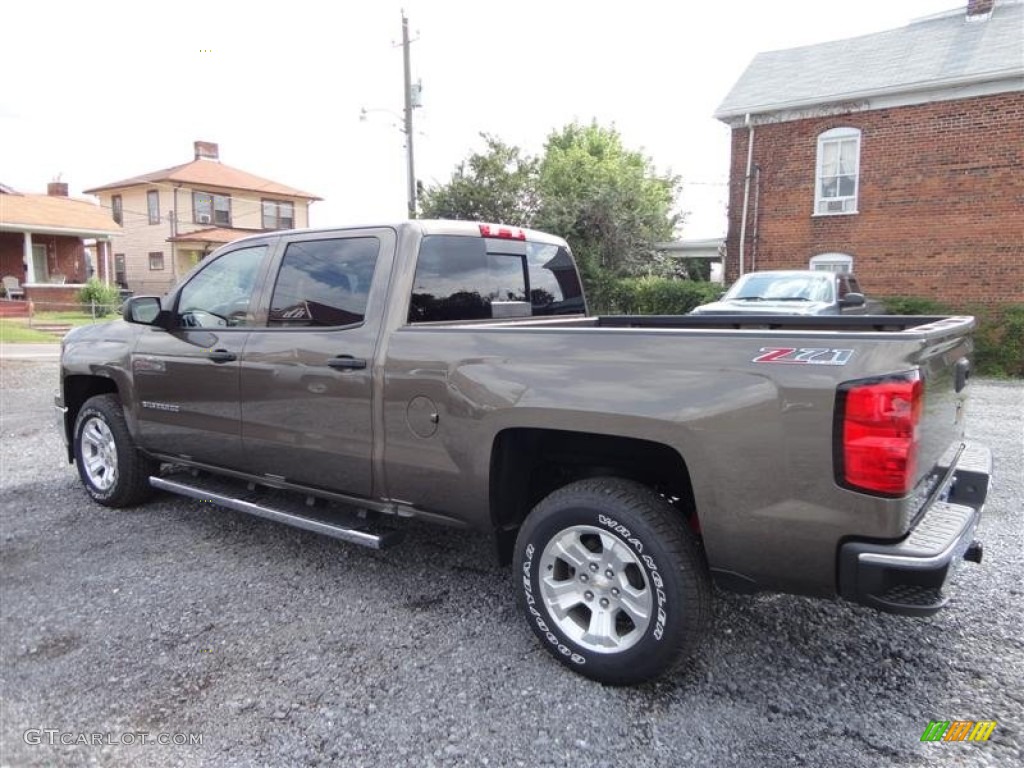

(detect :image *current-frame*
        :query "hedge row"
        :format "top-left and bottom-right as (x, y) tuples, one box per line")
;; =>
(885, 296), (1024, 379)
(587, 276), (722, 316)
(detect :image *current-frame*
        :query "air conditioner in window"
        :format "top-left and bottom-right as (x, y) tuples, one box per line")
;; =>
(197, 213), (212, 225)
(826, 200), (846, 213)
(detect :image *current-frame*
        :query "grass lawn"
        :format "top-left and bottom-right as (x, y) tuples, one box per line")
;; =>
(0, 319), (60, 343)
(31, 310), (115, 327)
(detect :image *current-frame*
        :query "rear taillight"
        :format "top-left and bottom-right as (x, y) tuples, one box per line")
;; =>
(479, 223), (526, 240)
(836, 373), (923, 496)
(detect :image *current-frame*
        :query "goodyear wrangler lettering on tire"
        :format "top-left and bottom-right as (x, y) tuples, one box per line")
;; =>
(598, 514), (644, 552)
(522, 543), (585, 664)
(646, 560), (668, 641)
(598, 513), (667, 641)
(513, 477), (712, 685)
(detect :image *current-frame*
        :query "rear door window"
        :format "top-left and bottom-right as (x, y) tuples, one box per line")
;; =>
(408, 235), (583, 323)
(268, 237), (379, 327)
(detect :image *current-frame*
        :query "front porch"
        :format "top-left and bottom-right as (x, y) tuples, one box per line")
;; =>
(169, 226), (258, 276)
(20, 283), (94, 314)
(0, 298), (29, 318)
(0, 285), (101, 319)
(0, 231), (117, 291)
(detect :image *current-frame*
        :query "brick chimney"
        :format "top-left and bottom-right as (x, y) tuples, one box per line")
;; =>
(47, 182), (69, 197)
(194, 141), (220, 161)
(967, 0), (994, 18)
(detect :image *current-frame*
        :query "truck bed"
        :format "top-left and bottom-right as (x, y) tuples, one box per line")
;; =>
(442, 312), (975, 337)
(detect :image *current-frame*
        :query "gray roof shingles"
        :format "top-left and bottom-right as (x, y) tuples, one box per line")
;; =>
(716, 1), (1024, 118)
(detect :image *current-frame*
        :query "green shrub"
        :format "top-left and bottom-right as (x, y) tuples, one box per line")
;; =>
(868, 295), (1023, 379)
(587, 275), (722, 315)
(882, 295), (949, 316)
(77, 279), (123, 317)
(967, 304), (1024, 379)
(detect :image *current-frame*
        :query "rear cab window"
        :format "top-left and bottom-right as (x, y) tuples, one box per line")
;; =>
(408, 233), (584, 323)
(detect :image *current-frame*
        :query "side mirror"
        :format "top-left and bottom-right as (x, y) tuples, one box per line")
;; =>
(123, 296), (170, 327)
(840, 292), (865, 308)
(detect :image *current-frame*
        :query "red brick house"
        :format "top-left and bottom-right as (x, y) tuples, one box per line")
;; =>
(716, 0), (1023, 307)
(0, 182), (121, 310)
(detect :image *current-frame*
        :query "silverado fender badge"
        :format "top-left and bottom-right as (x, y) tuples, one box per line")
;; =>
(141, 401), (180, 412)
(753, 347), (854, 366)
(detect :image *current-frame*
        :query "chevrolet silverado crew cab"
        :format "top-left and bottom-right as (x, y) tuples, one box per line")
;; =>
(56, 220), (991, 685)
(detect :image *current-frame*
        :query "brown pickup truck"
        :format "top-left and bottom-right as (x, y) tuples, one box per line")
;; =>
(56, 220), (991, 684)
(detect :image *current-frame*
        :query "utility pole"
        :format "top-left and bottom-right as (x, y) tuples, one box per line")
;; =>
(402, 11), (417, 219)
(167, 206), (178, 283)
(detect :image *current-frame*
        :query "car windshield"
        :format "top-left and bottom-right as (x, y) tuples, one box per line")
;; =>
(724, 274), (833, 302)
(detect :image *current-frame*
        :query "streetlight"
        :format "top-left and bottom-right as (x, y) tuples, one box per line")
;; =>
(359, 104), (420, 219)
(359, 107), (402, 129)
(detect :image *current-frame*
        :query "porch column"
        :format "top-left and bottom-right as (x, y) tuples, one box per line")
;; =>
(102, 240), (112, 286)
(23, 232), (36, 283)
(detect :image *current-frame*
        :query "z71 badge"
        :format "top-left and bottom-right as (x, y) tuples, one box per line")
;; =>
(753, 347), (854, 366)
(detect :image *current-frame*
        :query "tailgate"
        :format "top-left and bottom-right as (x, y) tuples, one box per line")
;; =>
(912, 318), (974, 491)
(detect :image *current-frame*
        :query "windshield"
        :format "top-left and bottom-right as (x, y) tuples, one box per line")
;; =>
(724, 273), (834, 302)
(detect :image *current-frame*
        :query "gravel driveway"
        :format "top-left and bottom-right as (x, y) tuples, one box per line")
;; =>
(1, 360), (1021, 767)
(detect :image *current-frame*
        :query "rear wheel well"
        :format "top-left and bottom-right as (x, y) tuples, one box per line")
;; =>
(62, 376), (119, 459)
(490, 428), (697, 563)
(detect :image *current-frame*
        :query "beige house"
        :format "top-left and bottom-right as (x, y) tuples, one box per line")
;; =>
(84, 141), (321, 293)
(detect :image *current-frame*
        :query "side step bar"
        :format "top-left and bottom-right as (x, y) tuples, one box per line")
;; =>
(150, 474), (404, 550)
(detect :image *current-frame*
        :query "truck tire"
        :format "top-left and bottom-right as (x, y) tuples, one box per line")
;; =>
(513, 477), (711, 685)
(73, 394), (157, 508)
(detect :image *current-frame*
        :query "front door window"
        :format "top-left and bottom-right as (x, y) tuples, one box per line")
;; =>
(176, 245), (267, 328)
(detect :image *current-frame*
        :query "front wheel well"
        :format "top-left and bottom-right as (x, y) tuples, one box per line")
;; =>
(62, 376), (119, 459)
(489, 428), (697, 563)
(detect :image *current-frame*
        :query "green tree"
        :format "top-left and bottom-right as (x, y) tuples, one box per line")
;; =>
(419, 135), (538, 226)
(534, 122), (680, 282)
(418, 122), (684, 311)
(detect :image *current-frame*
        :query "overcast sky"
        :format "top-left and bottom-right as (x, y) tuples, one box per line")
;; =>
(1, 0), (963, 238)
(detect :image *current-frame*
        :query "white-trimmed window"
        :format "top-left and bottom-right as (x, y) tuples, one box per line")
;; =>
(147, 190), (160, 225)
(810, 253), (853, 273)
(815, 127), (860, 215)
(193, 191), (231, 227)
(261, 199), (295, 230)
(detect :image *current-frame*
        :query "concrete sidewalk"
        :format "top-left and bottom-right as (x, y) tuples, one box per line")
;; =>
(0, 342), (60, 362)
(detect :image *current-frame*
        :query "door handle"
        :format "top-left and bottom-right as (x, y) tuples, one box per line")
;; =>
(208, 349), (237, 363)
(327, 355), (367, 370)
